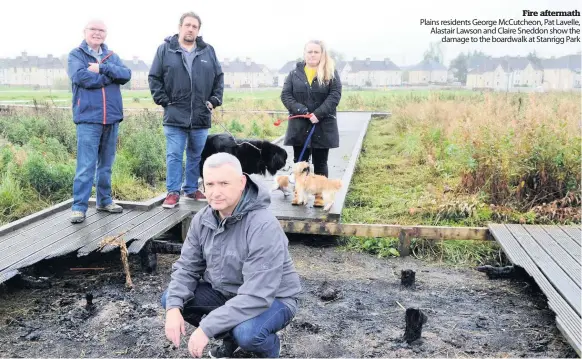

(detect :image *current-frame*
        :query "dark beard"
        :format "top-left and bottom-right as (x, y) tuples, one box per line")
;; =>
(183, 35), (195, 43)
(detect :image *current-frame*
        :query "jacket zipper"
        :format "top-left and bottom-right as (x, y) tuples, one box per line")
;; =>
(99, 53), (114, 125)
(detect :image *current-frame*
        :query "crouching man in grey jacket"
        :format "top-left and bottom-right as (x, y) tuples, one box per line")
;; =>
(161, 152), (302, 358)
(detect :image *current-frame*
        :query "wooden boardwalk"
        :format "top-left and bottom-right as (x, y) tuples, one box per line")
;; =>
(488, 223), (581, 355)
(178, 111), (374, 222)
(0, 112), (377, 285)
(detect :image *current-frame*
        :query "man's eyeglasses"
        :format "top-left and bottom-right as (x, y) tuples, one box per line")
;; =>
(86, 27), (106, 33)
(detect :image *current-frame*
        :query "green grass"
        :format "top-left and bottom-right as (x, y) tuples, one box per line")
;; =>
(339, 91), (581, 266)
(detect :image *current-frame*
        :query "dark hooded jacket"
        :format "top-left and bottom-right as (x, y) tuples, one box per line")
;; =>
(280, 61), (342, 149)
(148, 35), (224, 129)
(164, 175), (302, 338)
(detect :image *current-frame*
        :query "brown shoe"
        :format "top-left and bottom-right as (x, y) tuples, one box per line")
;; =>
(185, 190), (207, 201)
(313, 193), (324, 208)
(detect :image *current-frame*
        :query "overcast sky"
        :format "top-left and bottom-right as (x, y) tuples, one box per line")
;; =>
(1, 0), (580, 69)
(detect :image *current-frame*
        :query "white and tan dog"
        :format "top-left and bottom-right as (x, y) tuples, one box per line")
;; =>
(292, 161), (343, 211)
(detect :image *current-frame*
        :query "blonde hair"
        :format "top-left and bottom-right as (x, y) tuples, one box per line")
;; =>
(305, 40), (335, 86)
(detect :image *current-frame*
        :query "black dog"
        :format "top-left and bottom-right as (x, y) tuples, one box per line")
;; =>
(200, 133), (288, 177)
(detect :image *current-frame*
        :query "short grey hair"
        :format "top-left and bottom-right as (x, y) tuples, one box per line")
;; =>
(203, 153), (242, 175)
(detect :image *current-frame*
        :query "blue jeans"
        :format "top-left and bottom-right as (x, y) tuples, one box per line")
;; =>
(163, 125), (208, 195)
(161, 283), (294, 358)
(72, 123), (119, 213)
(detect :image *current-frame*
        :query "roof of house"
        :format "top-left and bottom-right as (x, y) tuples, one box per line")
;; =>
(347, 58), (400, 72)
(122, 58), (149, 71)
(468, 56), (545, 74)
(0, 54), (64, 69)
(409, 59), (447, 71)
(221, 58), (268, 73)
(542, 54), (581, 72)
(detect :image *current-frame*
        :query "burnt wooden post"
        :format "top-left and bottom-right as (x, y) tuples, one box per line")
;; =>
(398, 229), (411, 257)
(181, 216), (193, 242)
(400, 269), (416, 288)
(403, 308), (428, 343)
(139, 240), (157, 274)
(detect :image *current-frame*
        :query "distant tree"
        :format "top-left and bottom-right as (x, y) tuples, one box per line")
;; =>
(449, 50), (490, 84)
(527, 50), (542, 67)
(449, 53), (468, 83)
(423, 41), (443, 64)
(328, 49), (345, 63)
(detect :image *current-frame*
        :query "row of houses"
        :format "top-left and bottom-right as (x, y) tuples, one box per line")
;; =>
(466, 55), (581, 91)
(0, 51), (579, 91)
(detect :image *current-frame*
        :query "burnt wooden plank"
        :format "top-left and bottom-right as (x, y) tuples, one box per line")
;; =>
(540, 225), (581, 265)
(127, 210), (192, 254)
(75, 209), (151, 256)
(99, 207), (167, 253)
(43, 209), (152, 259)
(504, 224), (580, 316)
(559, 225), (581, 245)
(4, 210), (138, 271)
(523, 225), (580, 286)
(489, 223), (581, 355)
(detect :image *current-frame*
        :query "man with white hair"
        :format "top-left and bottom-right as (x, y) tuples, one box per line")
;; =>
(160, 152), (302, 358)
(67, 19), (131, 223)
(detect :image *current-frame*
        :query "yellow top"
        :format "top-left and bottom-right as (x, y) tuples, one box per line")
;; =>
(305, 66), (317, 85)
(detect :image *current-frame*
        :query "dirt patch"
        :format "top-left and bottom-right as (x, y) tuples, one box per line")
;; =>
(0, 241), (576, 358)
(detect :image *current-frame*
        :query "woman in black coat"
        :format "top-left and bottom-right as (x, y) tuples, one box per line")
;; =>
(280, 40), (342, 207)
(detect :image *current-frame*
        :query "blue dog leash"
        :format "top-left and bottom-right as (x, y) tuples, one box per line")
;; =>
(298, 123), (316, 163)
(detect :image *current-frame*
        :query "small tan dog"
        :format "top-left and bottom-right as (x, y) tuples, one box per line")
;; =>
(272, 175), (292, 197)
(293, 161), (343, 211)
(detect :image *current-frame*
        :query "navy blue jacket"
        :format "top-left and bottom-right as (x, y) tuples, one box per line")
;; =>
(67, 41), (131, 125)
(148, 35), (224, 129)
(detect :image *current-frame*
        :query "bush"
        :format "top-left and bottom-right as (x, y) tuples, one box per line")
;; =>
(20, 151), (75, 198)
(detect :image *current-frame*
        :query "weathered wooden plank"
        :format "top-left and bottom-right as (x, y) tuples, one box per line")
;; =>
(328, 114), (371, 218)
(559, 225), (581, 245)
(88, 193), (167, 211)
(523, 225), (581, 286)
(5, 210), (141, 271)
(489, 223), (581, 356)
(279, 220), (490, 240)
(0, 210), (70, 244)
(75, 210), (151, 256)
(46, 209), (160, 257)
(504, 224), (581, 316)
(0, 209), (104, 270)
(541, 225), (581, 265)
(99, 207), (167, 253)
(0, 199), (73, 237)
(0, 209), (88, 254)
(0, 269), (19, 284)
(127, 210), (192, 254)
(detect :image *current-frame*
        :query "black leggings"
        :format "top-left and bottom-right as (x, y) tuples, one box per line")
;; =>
(293, 146), (329, 177)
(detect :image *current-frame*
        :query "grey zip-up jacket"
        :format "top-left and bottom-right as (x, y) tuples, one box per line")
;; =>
(165, 175), (302, 338)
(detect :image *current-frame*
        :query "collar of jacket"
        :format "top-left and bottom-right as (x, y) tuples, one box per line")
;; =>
(78, 40), (110, 58)
(293, 61), (309, 83)
(166, 34), (208, 53)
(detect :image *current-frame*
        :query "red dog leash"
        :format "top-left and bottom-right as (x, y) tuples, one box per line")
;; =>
(273, 114), (312, 126)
